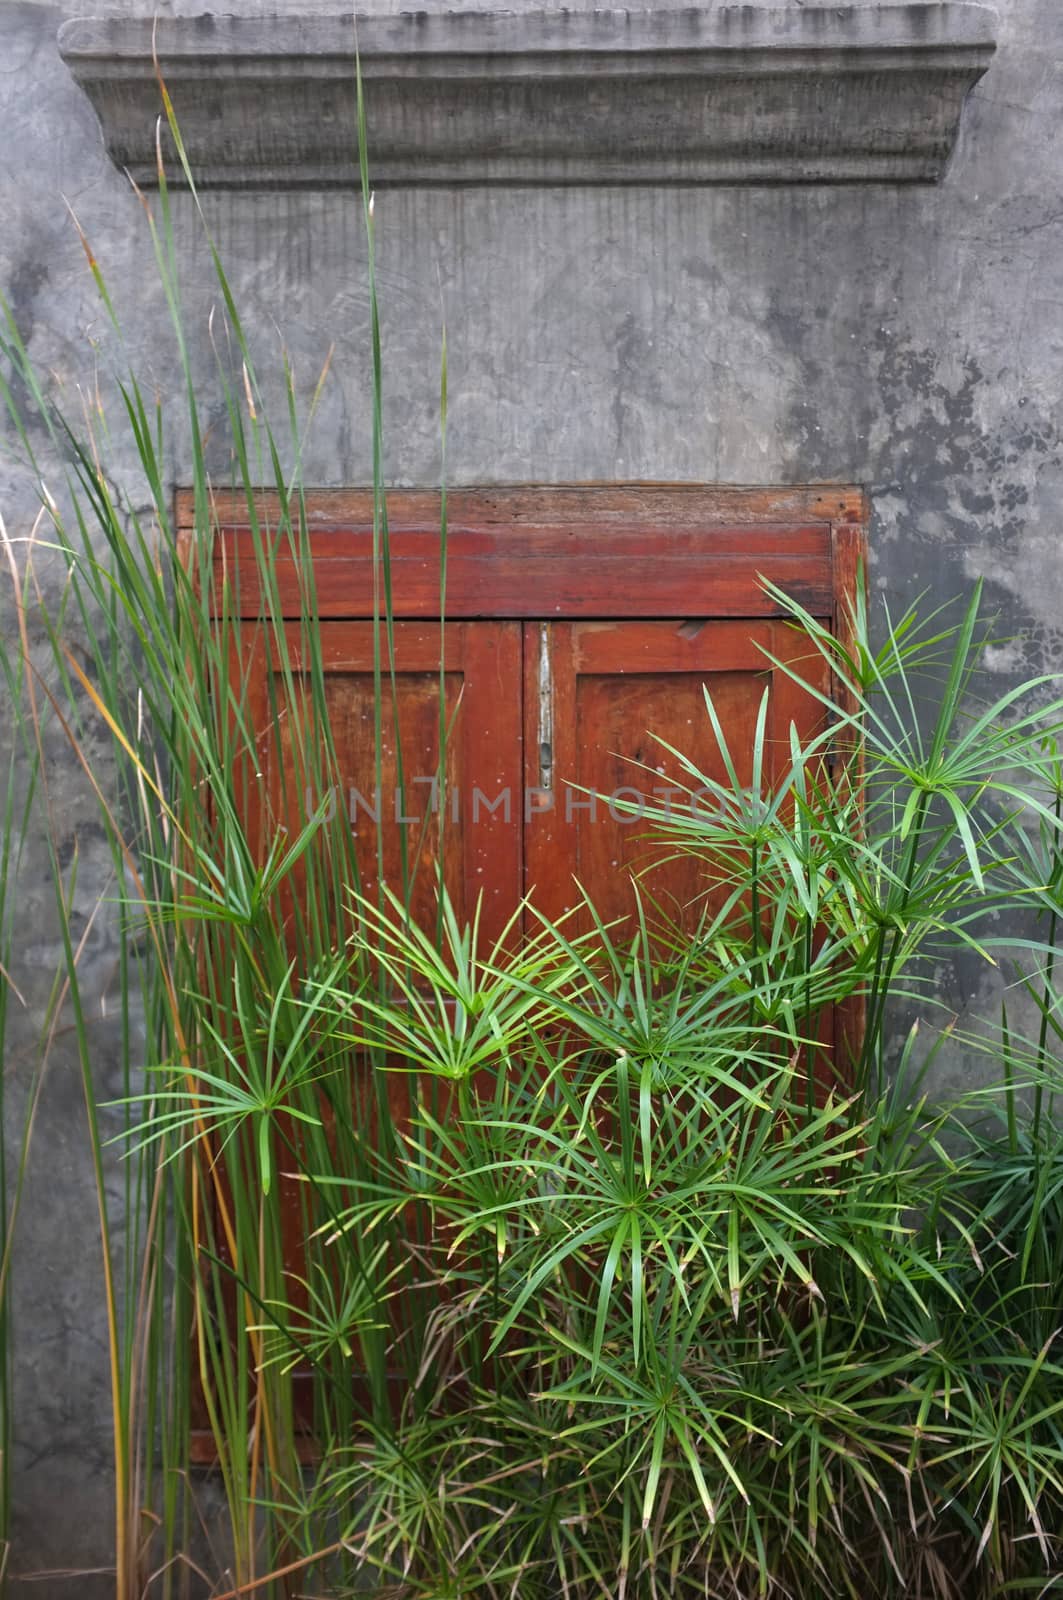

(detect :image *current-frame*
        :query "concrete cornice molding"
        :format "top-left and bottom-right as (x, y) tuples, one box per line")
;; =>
(57, 4), (999, 187)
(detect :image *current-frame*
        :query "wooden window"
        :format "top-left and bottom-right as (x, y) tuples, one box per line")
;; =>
(179, 484), (866, 1452)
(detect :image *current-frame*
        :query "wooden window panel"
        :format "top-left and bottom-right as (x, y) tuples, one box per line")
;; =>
(522, 618), (832, 937)
(237, 619), (524, 952)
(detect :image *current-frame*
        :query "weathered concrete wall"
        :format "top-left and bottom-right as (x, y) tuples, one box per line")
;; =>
(2, 0), (1062, 1586)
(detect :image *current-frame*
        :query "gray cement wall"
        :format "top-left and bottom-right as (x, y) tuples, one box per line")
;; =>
(2, 0), (1062, 1588)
